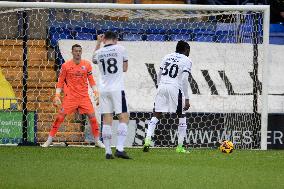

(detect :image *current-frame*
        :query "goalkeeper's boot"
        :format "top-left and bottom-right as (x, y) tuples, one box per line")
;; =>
(95, 140), (105, 148)
(176, 145), (190, 154)
(41, 140), (52, 148)
(143, 138), (151, 152)
(106, 154), (114, 159)
(114, 150), (131, 159)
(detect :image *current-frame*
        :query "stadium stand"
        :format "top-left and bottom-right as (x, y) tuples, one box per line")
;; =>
(48, 19), (284, 71)
(270, 24), (284, 45)
(123, 33), (144, 41)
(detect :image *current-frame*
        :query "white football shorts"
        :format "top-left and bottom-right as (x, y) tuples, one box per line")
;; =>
(154, 84), (184, 114)
(99, 90), (128, 114)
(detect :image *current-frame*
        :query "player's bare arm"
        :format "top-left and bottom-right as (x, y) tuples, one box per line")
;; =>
(53, 64), (67, 107)
(123, 61), (128, 72)
(91, 85), (100, 106)
(92, 34), (104, 64)
(182, 70), (190, 111)
(53, 88), (62, 107)
(184, 99), (190, 111)
(87, 64), (100, 106)
(95, 34), (104, 51)
(157, 68), (162, 86)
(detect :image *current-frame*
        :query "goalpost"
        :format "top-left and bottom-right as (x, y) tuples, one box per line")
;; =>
(0, 2), (270, 150)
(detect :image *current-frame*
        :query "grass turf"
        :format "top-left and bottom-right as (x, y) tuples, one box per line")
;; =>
(0, 147), (283, 189)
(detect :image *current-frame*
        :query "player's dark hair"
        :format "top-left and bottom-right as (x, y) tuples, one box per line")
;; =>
(176, 40), (190, 54)
(104, 31), (118, 40)
(72, 44), (82, 50)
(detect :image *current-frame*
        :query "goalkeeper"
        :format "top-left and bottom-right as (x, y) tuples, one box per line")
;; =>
(42, 44), (104, 148)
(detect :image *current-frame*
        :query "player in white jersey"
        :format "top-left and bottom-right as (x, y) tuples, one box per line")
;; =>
(93, 31), (131, 159)
(143, 41), (192, 153)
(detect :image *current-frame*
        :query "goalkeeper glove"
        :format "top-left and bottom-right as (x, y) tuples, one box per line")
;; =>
(53, 93), (61, 107)
(93, 90), (99, 106)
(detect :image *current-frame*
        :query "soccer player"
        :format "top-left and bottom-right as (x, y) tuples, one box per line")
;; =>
(93, 31), (131, 159)
(143, 40), (192, 153)
(41, 44), (104, 148)
(84, 63), (102, 145)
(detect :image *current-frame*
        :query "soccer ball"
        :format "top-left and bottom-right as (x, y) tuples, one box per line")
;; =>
(219, 140), (234, 154)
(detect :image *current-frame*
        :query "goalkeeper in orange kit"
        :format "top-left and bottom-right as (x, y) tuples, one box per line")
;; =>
(41, 44), (104, 148)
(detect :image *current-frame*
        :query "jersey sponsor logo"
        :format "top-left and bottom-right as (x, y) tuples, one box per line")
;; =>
(74, 71), (84, 77)
(81, 66), (86, 70)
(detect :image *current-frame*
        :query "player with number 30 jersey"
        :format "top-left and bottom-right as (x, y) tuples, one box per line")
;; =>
(155, 51), (192, 113)
(143, 41), (192, 154)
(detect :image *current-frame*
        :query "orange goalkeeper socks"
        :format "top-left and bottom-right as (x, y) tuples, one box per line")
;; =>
(49, 114), (65, 137)
(89, 117), (100, 138)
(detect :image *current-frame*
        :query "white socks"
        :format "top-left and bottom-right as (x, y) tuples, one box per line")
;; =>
(102, 125), (112, 154)
(116, 123), (128, 152)
(47, 135), (53, 143)
(94, 137), (99, 143)
(146, 117), (159, 139)
(178, 117), (187, 146)
(102, 123), (128, 154)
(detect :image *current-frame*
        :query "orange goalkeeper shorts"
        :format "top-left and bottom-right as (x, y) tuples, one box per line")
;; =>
(59, 96), (95, 115)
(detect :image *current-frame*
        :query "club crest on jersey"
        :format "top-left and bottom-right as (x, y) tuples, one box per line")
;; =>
(81, 66), (86, 70)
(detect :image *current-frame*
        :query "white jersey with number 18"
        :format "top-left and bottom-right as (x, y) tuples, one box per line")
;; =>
(159, 52), (192, 90)
(93, 44), (128, 92)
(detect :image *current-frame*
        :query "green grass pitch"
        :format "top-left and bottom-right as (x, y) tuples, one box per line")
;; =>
(0, 147), (284, 189)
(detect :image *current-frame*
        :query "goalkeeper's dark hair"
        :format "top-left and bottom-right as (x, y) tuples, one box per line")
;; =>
(104, 31), (118, 40)
(176, 40), (190, 54)
(72, 44), (82, 50)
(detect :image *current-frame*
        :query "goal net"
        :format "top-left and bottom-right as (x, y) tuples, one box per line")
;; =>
(0, 3), (269, 149)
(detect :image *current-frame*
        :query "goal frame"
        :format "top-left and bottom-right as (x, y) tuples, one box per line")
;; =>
(0, 2), (270, 150)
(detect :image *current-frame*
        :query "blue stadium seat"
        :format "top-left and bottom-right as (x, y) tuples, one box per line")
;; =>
(49, 30), (73, 47)
(123, 33), (143, 41)
(123, 28), (144, 34)
(239, 24), (262, 37)
(193, 28), (215, 35)
(240, 36), (263, 44)
(168, 28), (191, 35)
(215, 35), (237, 43)
(215, 23), (237, 36)
(146, 34), (166, 41)
(97, 28), (120, 35)
(75, 27), (96, 34)
(270, 36), (284, 45)
(193, 34), (214, 42)
(170, 34), (191, 41)
(75, 32), (95, 40)
(270, 24), (284, 33)
(49, 27), (70, 34)
(146, 28), (166, 34)
(269, 25), (284, 44)
(270, 32), (284, 37)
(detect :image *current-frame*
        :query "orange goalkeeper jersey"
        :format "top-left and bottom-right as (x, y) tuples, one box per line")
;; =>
(57, 59), (96, 99)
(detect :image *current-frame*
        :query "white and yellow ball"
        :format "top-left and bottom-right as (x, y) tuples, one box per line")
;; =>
(219, 140), (234, 154)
